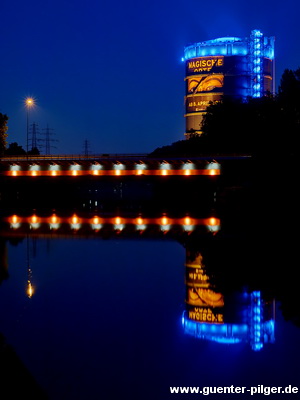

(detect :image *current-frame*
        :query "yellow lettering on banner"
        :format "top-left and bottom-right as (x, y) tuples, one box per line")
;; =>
(188, 307), (224, 323)
(188, 57), (223, 73)
(218, 314), (224, 323)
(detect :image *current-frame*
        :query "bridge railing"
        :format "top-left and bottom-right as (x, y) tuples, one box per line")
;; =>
(0, 153), (150, 162)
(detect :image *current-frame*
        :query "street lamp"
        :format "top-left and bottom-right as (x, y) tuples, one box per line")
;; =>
(25, 97), (35, 154)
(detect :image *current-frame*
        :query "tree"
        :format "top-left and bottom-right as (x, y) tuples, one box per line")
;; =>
(5, 142), (26, 155)
(27, 146), (40, 155)
(0, 113), (8, 155)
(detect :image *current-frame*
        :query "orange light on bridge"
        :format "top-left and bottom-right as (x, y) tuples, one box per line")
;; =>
(184, 169), (191, 176)
(161, 169), (168, 176)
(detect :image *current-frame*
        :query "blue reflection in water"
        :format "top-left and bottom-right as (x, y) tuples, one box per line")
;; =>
(0, 237), (299, 400)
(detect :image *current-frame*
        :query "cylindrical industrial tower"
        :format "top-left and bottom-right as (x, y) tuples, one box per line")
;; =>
(183, 29), (275, 137)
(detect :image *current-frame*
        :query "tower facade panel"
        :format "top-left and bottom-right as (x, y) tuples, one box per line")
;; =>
(183, 30), (275, 137)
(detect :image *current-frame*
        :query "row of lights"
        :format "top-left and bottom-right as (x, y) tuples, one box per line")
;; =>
(7, 214), (220, 233)
(7, 161), (220, 177)
(251, 30), (264, 98)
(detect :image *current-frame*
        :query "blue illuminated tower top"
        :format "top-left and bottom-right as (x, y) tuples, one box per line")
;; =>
(183, 30), (275, 136)
(183, 29), (275, 98)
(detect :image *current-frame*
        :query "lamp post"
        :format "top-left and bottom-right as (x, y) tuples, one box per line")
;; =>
(25, 97), (35, 154)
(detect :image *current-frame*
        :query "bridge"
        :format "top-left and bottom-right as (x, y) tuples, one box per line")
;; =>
(0, 154), (221, 177)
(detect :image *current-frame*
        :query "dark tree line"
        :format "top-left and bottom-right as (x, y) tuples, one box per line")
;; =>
(0, 113), (8, 156)
(0, 114), (40, 156)
(150, 67), (300, 158)
(201, 67), (300, 157)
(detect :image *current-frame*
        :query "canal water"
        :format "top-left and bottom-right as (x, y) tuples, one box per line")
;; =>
(0, 179), (300, 399)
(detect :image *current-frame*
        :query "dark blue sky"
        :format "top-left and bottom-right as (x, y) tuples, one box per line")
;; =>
(1, 0), (299, 154)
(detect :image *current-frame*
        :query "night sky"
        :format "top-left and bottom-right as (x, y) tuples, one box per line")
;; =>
(1, 0), (299, 155)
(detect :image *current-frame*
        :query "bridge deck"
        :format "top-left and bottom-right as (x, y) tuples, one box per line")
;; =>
(0, 154), (223, 177)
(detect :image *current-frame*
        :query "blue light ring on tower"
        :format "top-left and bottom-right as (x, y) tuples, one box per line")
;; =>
(184, 37), (248, 59)
(182, 313), (249, 343)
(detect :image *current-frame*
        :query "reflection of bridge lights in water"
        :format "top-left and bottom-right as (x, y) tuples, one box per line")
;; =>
(114, 217), (123, 225)
(70, 214), (81, 230)
(92, 217), (100, 225)
(91, 216), (103, 230)
(136, 224), (147, 232)
(29, 215), (40, 229)
(49, 214), (60, 230)
(160, 215), (171, 232)
(10, 214), (21, 229)
(136, 216), (146, 232)
(91, 223), (102, 231)
(5, 213), (221, 235)
(161, 216), (168, 225)
(184, 216), (191, 225)
(114, 224), (124, 232)
(206, 217), (220, 233)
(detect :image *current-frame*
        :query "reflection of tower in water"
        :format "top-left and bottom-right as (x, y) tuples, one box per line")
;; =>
(182, 249), (275, 351)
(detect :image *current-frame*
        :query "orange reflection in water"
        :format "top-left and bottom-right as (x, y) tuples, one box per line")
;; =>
(5, 213), (220, 233)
